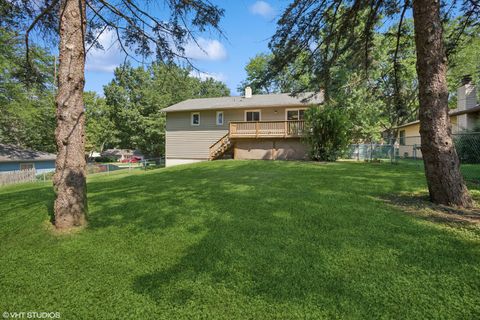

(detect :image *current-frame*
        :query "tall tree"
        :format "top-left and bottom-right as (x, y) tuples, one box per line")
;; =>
(268, 0), (479, 207)
(412, 0), (472, 206)
(11, 0), (224, 229)
(53, 0), (88, 228)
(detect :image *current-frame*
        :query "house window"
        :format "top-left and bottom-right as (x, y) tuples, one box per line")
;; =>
(286, 109), (306, 121)
(399, 130), (406, 146)
(216, 111), (224, 126)
(20, 163), (34, 171)
(245, 110), (261, 122)
(191, 112), (200, 126)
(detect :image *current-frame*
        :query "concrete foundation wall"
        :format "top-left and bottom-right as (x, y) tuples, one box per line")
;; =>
(165, 158), (206, 167)
(234, 139), (308, 160)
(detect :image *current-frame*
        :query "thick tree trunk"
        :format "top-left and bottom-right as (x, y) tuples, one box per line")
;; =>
(412, 0), (473, 207)
(53, 0), (88, 229)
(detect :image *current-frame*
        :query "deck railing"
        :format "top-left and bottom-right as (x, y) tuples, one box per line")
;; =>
(229, 120), (305, 138)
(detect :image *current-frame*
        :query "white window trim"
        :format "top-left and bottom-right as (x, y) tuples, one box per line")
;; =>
(20, 163), (35, 171)
(216, 111), (224, 126)
(191, 112), (200, 126)
(244, 109), (261, 122)
(285, 108), (307, 121)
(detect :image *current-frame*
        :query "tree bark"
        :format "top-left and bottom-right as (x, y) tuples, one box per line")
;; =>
(53, 0), (88, 229)
(412, 0), (473, 207)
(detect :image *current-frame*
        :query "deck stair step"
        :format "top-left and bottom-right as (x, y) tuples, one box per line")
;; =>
(209, 134), (233, 160)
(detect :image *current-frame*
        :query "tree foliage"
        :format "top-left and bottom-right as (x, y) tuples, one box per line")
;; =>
(103, 63), (230, 157)
(238, 53), (314, 94)
(84, 91), (118, 155)
(240, 16), (478, 143)
(304, 105), (351, 161)
(0, 28), (56, 152)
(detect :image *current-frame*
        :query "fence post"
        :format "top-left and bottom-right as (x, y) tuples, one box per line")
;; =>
(107, 164), (110, 174)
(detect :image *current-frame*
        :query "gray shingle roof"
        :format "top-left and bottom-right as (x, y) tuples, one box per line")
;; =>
(162, 92), (324, 112)
(0, 144), (56, 162)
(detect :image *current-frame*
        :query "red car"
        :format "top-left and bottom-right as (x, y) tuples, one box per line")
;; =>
(120, 156), (142, 163)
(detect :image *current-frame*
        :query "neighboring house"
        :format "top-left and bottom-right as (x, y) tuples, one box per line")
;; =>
(87, 151), (101, 159)
(101, 149), (143, 162)
(0, 144), (56, 173)
(396, 77), (479, 158)
(162, 87), (324, 167)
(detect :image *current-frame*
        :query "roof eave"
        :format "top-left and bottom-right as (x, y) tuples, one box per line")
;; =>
(162, 102), (321, 113)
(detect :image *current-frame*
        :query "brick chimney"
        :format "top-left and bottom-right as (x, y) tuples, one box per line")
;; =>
(245, 86), (252, 99)
(457, 75), (477, 111)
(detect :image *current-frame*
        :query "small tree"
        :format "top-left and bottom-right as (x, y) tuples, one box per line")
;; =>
(304, 105), (351, 161)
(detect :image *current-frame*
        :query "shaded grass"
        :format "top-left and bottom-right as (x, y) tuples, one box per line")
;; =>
(0, 160), (479, 319)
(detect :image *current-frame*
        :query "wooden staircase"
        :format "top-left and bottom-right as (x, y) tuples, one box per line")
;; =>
(209, 133), (233, 160)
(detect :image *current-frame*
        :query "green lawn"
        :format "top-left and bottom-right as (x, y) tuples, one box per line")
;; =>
(1, 161), (479, 319)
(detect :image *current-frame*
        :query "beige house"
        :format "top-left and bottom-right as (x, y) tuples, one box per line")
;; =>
(396, 78), (479, 158)
(162, 88), (323, 167)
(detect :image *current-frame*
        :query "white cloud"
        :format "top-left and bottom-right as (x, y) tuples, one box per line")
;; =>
(86, 29), (125, 73)
(189, 70), (226, 82)
(183, 37), (227, 61)
(249, 1), (275, 18)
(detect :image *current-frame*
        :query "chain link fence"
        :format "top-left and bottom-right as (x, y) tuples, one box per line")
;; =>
(86, 158), (165, 175)
(345, 132), (480, 184)
(346, 144), (396, 162)
(0, 158), (165, 187)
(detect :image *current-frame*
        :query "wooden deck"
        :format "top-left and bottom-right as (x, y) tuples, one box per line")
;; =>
(229, 120), (305, 138)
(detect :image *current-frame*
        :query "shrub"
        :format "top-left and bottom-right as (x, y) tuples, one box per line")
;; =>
(304, 105), (351, 161)
(455, 134), (480, 164)
(94, 156), (118, 163)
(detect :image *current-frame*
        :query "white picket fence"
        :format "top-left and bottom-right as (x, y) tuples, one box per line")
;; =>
(0, 169), (37, 186)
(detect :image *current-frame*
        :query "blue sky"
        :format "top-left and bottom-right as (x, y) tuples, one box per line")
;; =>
(84, 0), (286, 96)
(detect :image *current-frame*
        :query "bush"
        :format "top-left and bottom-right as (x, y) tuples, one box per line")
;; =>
(455, 133), (480, 164)
(304, 105), (351, 161)
(94, 156), (118, 163)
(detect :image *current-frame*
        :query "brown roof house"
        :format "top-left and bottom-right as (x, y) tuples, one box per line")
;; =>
(162, 87), (323, 167)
